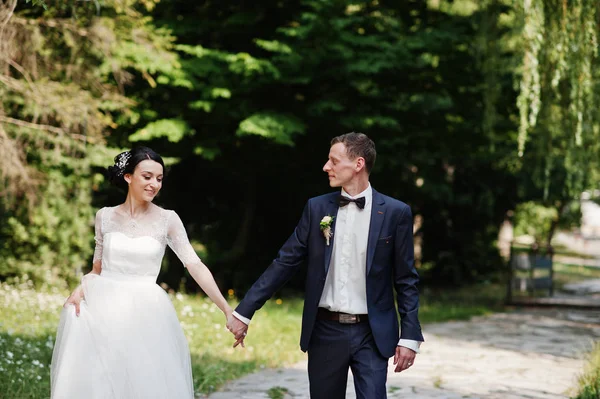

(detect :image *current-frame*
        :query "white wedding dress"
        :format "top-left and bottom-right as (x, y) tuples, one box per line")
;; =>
(51, 205), (201, 399)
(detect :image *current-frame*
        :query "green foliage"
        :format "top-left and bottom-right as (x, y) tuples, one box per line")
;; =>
(254, 39), (292, 54)
(0, 129), (95, 288)
(129, 118), (192, 143)
(3, 0), (600, 291)
(236, 112), (306, 146)
(572, 342), (600, 399)
(95, 19), (179, 80)
(516, 0), (600, 199)
(513, 201), (558, 244)
(267, 387), (290, 399)
(175, 44), (280, 81)
(558, 201), (583, 231)
(0, 0), (182, 286)
(513, 200), (581, 245)
(24, 0), (47, 10)
(131, 0), (523, 287)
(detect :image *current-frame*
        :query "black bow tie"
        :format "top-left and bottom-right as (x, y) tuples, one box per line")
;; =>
(337, 195), (366, 209)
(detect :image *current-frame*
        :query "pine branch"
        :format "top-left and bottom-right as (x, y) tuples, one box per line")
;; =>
(0, 115), (94, 143)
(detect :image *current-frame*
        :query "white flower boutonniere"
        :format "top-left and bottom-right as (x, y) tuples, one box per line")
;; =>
(320, 215), (335, 246)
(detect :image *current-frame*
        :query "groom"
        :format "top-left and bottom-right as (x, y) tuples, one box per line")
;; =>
(227, 132), (423, 398)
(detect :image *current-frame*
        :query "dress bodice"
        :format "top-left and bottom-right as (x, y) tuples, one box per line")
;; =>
(93, 206), (201, 279)
(101, 233), (166, 277)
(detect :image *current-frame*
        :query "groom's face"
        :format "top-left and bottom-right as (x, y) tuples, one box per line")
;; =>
(323, 143), (358, 187)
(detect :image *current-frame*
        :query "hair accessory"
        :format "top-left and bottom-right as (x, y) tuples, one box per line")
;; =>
(114, 151), (132, 177)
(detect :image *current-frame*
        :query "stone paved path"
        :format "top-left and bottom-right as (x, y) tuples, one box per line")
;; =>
(207, 308), (600, 399)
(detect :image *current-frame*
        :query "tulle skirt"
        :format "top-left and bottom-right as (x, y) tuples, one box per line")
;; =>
(50, 272), (194, 399)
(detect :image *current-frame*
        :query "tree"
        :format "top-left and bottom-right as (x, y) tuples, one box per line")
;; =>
(141, 0), (520, 288)
(0, 0), (179, 287)
(514, 0), (600, 245)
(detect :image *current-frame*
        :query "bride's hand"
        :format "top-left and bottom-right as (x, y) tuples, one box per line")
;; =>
(64, 286), (84, 317)
(226, 313), (247, 348)
(224, 311), (244, 347)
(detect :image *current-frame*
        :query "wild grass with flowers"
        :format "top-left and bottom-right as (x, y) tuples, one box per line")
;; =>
(0, 279), (305, 398)
(4, 277), (588, 397)
(0, 277), (61, 399)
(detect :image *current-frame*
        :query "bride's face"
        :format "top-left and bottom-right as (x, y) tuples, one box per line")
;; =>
(124, 159), (164, 202)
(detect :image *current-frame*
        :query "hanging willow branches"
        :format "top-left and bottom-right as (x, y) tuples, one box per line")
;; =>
(516, 0), (600, 198)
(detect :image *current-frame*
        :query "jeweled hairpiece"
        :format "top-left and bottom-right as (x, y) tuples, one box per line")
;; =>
(114, 151), (132, 177)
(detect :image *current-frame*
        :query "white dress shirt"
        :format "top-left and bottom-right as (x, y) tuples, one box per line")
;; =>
(234, 184), (421, 353)
(318, 185), (372, 314)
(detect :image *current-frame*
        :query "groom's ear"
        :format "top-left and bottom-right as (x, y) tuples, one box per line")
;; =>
(355, 157), (366, 173)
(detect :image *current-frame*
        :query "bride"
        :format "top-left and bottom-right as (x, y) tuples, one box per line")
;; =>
(50, 146), (240, 398)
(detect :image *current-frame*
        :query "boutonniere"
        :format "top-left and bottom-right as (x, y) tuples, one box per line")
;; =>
(320, 215), (335, 246)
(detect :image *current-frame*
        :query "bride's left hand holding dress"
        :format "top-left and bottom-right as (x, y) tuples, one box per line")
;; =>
(51, 148), (236, 399)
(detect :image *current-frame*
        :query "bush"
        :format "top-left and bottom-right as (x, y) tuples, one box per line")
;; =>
(572, 343), (600, 399)
(0, 143), (95, 289)
(513, 201), (558, 244)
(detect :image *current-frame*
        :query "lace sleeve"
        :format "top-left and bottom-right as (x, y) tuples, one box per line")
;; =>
(92, 208), (104, 264)
(166, 211), (202, 268)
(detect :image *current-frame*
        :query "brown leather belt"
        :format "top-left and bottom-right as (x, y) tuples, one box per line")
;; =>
(317, 308), (368, 324)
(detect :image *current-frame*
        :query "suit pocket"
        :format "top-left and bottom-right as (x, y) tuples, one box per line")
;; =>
(373, 236), (393, 267)
(376, 235), (392, 246)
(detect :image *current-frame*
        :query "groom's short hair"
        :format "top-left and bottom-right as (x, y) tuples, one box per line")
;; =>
(331, 132), (376, 174)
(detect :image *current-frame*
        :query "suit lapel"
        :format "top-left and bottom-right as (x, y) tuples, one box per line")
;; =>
(324, 196), (339, 274)
(366, 189), (386, 275)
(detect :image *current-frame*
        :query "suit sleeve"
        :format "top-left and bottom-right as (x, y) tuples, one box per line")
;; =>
(235, 200), (311, 319)
(393, 205), (424, 342)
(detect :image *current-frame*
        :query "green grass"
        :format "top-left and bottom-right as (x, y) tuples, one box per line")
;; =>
(572, 342), (600, 399)
(0, 278), (577, 398)
(0, 279), (62, 399)
(511, 242), (598, 260)
(554, 262), (600, 288)
(267, 386), (290, 399)
(178, 294), (305, 395)
(0, 281), (304, 398)
(418, 282), (506, 324)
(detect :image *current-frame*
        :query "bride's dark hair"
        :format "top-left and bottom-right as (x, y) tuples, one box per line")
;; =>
(107, 146), (165, 190)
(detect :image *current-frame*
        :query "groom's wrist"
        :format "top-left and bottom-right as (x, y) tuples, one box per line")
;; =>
(232, 311), (251, 325)
(397, 339), (421, 353)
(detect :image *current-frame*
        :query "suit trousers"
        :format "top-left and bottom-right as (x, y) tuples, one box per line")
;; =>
(307, 319), (389, 399)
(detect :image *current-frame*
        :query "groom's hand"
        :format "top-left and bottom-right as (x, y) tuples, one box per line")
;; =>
(393, 346), (416, 372)
(226, 315), (248, 348)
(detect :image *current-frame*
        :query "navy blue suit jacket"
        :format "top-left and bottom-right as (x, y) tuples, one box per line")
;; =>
(235, 189), (423, 358)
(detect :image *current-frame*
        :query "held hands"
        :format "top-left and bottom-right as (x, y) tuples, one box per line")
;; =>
(226, 314), (248, 348)
(64, 286), (84, 317)
(393, 346), (416, 373)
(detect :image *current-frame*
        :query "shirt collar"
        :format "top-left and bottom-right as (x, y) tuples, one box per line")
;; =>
(341, 183), (372, 205)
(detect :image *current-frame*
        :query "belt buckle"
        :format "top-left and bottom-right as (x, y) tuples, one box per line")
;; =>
(338, 314), (357, 324)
